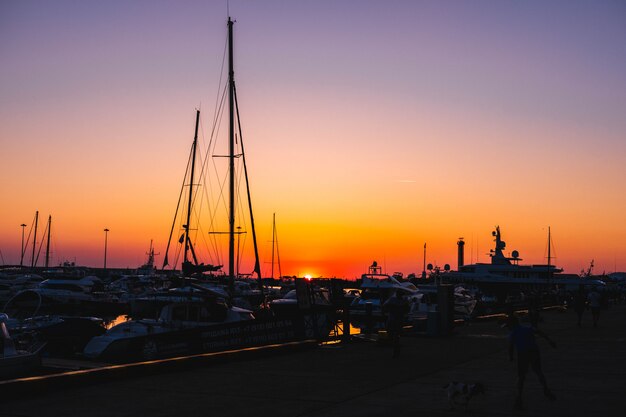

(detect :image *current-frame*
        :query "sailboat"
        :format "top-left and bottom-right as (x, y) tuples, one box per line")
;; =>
(84, 18), (318, 363)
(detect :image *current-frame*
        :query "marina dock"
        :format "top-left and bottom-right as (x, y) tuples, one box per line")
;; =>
(1, 304), (624, 416)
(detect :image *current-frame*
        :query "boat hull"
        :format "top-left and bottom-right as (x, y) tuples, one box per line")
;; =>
(86, 316), (318, 363)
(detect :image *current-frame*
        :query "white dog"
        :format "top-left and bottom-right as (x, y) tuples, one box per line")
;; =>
(443, 381), (485, 411)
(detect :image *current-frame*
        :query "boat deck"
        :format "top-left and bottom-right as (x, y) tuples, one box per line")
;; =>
(1, 305), (625, 416)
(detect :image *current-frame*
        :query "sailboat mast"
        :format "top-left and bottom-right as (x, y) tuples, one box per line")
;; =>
(228, 17), (236, 291)
(45, 215), (52, 268)
(184, 109), (201, 274)
(229, 19), (264, 302)
(547, 226), (552, 282)
(274, 214), (282, 279)
(271, 213), (276, 279)
(31, 210), (39, 268)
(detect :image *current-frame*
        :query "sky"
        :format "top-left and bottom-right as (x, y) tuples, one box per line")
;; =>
(1, 0), (625, 279)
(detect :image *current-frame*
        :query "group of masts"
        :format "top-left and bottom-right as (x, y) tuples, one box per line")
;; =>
(13, 19), (272, 291)
(18, 210), (53, 268)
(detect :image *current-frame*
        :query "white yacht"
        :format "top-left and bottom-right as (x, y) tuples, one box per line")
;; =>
(443, 226), (605, 292)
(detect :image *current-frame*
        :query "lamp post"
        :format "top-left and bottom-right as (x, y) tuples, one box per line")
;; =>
(20, 223), (26, 267)
(103, 228), (109, 270)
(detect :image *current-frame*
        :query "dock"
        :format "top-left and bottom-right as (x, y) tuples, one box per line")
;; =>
(1, 305), (625, 416)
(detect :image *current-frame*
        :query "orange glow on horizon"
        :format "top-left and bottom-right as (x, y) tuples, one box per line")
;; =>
(1, 3), (625, 279)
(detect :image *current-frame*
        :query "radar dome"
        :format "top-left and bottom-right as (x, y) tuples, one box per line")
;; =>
(512, 250), (519, 258)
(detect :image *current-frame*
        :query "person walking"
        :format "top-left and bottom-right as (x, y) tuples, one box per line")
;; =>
(506, 314), (557, 410)
(573, 286), (587, 327)
(527, 294), (542, 328)
(382, 290), (408, 358)
(587, 287), (602, 328)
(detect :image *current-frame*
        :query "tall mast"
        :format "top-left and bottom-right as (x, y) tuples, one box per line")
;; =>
(45, 215), (52, 268)
(228, 17), (236, 293)
(271, 213), (276, 279)
(422, 243), (426, 278)
(273, 213), (282, 279)
(183, 109), (201, 276)
(228, 18), (264, 301)
(547, 226), (552, 282)
(31, 210), (39, 268)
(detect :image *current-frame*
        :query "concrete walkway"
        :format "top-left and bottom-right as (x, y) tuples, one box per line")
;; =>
(1, 305), (624, 416)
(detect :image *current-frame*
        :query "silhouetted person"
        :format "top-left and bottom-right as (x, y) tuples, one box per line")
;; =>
(506, 314), (557, 410)
(573, 287), (587, 327)
(587, 287), (602, 328)
(382, 290), (408, 358)
(527, 295), (541, 328)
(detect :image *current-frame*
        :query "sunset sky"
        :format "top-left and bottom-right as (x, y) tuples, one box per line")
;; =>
(1, 0), (625, 279)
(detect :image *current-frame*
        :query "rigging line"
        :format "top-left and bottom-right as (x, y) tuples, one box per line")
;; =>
(34, 215), (50, 267)
(191, 189), (220, 267)
(23, 214), (36, 260)
(200, 35), (228, 200)
(207, 86), (228, 188)
(549, 230), (557, 261)
(201, 162), (222, 267)
(205, 84), (229, 233)
(162, 136), (195, 269)
(234, 148), (248, 228)
(197, 118), (217, 240)
(211, 35), (229, 134)
(172, 238), (182, 271)
(205, 165), (231, 268)
(233, 81), (262, 281)
(190, 159), (214, 265)
(240, 231), (249, 275)
(204, 82), (228, 179)
(274, 218), (283, 278)
(200, 85), (228, 239)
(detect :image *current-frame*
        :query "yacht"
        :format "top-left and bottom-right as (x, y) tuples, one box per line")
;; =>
(443, 226), (605, 294)
(349, 263), (420, 325)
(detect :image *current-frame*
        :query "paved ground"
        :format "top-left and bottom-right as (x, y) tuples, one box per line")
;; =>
(1, 304), (625, 416)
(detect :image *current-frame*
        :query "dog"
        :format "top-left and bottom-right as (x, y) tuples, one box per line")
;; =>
(443, 381), (485, 411)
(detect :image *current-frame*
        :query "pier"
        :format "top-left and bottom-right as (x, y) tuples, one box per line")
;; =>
(1, 304), (624, 416)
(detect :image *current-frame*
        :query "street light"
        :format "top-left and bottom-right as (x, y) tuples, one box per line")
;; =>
(103, 228), (109, 270)
(20, 223), (26, 267)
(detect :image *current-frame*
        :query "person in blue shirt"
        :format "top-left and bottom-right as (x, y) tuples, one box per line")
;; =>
(382, 290), (408, 358)
(507, 314), (557, 410)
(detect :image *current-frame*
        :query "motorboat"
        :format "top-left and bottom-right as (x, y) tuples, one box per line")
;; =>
(6, 315), (105, 356)
(83, 290), (255, 362)
(349, 271), (419, 324)
(1, 313), (46, 379)
(5, 276), (127, 317)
